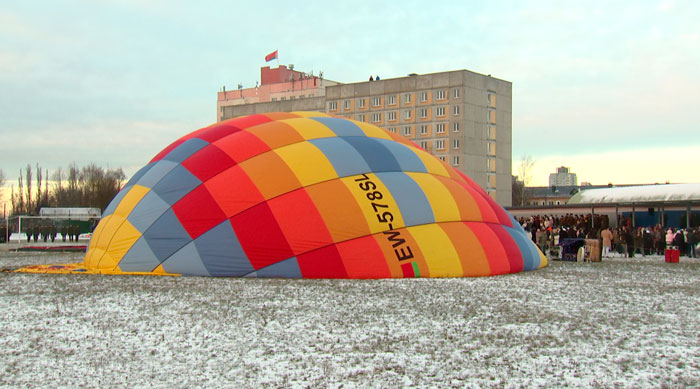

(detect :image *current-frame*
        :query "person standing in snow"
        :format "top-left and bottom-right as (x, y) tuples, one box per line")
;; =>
(666, 228), (675, 247)
(672, 229), (686, 255)
(687, 228), (698, 258)
(601, 227), (613, 258)
(537, 228), (547, 253)
(623, 227), (635, 258)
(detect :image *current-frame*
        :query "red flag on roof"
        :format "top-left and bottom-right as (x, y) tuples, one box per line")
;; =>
(265, 50), (278, 62)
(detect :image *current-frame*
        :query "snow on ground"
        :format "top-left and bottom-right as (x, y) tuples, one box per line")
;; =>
(1, 250), (699, 387)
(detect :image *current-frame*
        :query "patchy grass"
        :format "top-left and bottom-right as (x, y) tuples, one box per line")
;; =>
(1, 251), (699, 387)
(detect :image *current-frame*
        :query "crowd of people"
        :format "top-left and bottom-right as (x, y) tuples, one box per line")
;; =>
(518, 214), (700, 259)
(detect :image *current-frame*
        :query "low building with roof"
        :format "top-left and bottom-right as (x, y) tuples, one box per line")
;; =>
(509, 183), (700, 229)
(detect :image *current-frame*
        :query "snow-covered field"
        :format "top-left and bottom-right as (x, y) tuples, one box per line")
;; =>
(1, 250), (699, 388)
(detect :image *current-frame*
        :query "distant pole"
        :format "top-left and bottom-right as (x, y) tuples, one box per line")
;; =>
(687, 204), (691, 229)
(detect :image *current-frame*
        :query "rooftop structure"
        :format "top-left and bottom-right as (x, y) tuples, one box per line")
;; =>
(217, 65), (340, 118)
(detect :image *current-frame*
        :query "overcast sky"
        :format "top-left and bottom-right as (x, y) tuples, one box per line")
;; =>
(1, 0), (699, 207)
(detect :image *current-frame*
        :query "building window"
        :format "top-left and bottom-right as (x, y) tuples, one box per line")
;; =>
(453, 88), (460, 99)
(420, 141), (428, 150)
(371, 113), (381, 122)
(488, 92), (496, 107)
(487, 157), (496, 172)
(419, 108), (428, 118)
(435, 89), (446, 100)
(290, 96), (296, 99)
(328, 101), (337, 110)
(487, 141), (496, 155)
(281, 96), (287, 101)
(452, 122), (460, 132)
(404, 93), (412, 103)
(436, 106), (446, 117)
(488, 108), (496, 124)
(420, 91), (428, 102)
(419, 124), (428, 135)
(453, 139), (459, 149)
(404, 110), (412, 119)
(357, 114), (366, 122)
(435, 139), (445, 150)
(372, 97), (381, 107)
(271, 97), (277, 101)
(452, 156), (460, 166)
(387, 111), (396, 121)
(439, 156), (447, 162)
(387, 95), (397, 105)
(344, 100), (351, 110)
(487, 174), (496, 189)
(403, 126), (412, 136)
(435, 123), (446, 134)
(487, 126), (496, 140)
(358, 99), (366, 108)
(388, 127), (396, 133)
(453, 105), (460, 116)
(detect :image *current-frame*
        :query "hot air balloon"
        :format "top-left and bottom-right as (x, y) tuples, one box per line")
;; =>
(18, 112), (546, 277)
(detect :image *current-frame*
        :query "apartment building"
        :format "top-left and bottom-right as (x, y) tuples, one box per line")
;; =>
(219, 67), (512, 205)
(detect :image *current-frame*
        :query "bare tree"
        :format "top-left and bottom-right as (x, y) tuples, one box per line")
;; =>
(25, 164), (33, 214)
(11, 162), (125, 213)
(67, 163), (80, 206)
(517, 154), (536, 187)
(36, 164), (43, 211)
(0, 169), (5, 204)
(16, 173), (25, 214)
(44, 168), (50, 207)
(512, 175), (526, 206)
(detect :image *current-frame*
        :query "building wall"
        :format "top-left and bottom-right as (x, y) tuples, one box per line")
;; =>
(219, 69), (513, 206)
(222, 96), (325, 117)
(322, 70), (512, 205)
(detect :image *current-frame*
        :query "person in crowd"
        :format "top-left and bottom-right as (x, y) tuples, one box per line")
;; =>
(72, 225), (80, 242)
(537, 227), (547, 253)
(687, 228), (698, 258)
(653, 226), (664, 254)
(642, 228), (653, 256)
(633, 227), (644, 256)
(613, 228), (624, 257)
(601, 227), (613, 258)
(623, 226), (635, 258)
(672, 229), (686, 256)
(666, 228), (675, 247)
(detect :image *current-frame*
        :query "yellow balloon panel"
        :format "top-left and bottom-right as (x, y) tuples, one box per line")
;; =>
(408, 223), (463, 277)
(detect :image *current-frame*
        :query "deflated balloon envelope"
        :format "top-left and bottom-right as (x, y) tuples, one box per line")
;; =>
(83, 111), (547, 277)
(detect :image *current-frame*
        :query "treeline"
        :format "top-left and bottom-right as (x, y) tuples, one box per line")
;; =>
(10, 163), (125, 215)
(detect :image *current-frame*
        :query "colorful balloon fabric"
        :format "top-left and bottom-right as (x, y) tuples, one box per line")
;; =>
(24, 112), (547, 277)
